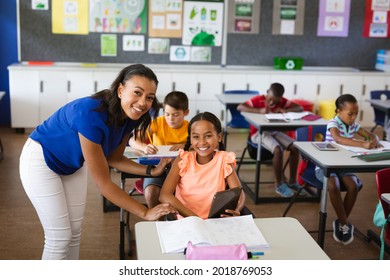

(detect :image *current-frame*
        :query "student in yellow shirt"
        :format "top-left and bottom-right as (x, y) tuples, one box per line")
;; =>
(129, 91), (189, 208)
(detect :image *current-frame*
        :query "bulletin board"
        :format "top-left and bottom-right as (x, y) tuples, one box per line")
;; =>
(18, 0), (222, 65)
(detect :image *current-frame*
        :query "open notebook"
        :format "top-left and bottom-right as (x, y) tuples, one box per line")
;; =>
(264, 111), (311, 122)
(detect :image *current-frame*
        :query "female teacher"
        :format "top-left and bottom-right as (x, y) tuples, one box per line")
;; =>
(19, 64), (175, 259)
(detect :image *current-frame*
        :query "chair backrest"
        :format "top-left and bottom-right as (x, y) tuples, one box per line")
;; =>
(224, 90), (259, 128)
(376, 168), (390, 243)
(370, 90), (390, 126)
(295, 125), (327, 142)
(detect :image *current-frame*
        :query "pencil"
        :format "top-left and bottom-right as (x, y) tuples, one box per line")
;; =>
(146, 130), (153, 144)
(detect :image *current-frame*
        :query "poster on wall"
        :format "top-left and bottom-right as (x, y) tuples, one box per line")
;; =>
(363, 0), (390, 38)
(182, 0), (224, 46)
(149, 0), (183, 38)
(148, 38), (170, 54)
(101, 34), (117, 56)
(272, 0), (305, 35)
(317, 0), (351, 37)
(227, 0), (261, 34)
(89, 0), (147, 33)
(52, 0), (89, 34)
(123, 35), (145, 51)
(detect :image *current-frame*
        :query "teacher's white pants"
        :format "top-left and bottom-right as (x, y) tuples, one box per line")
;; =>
(19, 138), (87, 260)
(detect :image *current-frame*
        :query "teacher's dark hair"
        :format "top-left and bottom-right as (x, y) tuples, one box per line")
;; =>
(92, 64), (159, 140)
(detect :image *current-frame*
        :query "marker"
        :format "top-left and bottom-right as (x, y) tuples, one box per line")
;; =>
(247, 251), (264, 258)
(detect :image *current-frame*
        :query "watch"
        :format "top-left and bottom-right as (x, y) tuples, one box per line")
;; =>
(146, 164), (156, 177)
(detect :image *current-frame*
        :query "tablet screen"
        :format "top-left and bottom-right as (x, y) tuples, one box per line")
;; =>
(208, 187), (242, 219)
(312, 142), (338, 151)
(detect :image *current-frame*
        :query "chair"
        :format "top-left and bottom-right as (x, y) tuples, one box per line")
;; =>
(282, 125), (363, 217)
(123, 178), (145, 257)
(370, 90), (390, 139)
(366, 168), (390, 257)
(0, 92), (5, 161)
(224, 90), (259, 129)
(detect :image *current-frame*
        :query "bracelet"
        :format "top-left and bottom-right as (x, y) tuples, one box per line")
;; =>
(146, 164), (156, 177)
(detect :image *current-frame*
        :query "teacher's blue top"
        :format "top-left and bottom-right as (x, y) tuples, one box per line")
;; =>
(30, 96), (137, 175)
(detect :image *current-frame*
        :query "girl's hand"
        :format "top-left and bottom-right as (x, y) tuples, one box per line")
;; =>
(144, 203), (177, 221)
(220, 209), (241, 218)
(169, 144), (184, 151)
(143, 143), (158, 155)
(152, 157), (173, 176)
(362, 140), (380, 150)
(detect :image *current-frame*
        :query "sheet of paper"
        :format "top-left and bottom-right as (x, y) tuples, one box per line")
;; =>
(265, 111), (310, 121)
(148, 145), (179, 157)
(334, 140), (390, 153)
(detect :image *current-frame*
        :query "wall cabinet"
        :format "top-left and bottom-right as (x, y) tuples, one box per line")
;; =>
(8, 64), (390, 130)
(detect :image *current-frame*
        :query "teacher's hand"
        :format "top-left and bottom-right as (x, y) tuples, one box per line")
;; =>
(145, 203), (177, 221)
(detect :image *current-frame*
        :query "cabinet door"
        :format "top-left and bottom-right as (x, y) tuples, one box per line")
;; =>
(246, 73), (271, 94)
(197, 73), (222, 100)
(39, 71), (67, 122)
(154, 71), (173, 101)
(317, 74), (362, 101)
(93, 70), (118, 92)
(222, 73), (247, 92)
(361, 75), (387, 127)
(9, 70), (40, 128)
(195, 100), (223, 121)
(171, 73), (198, 99)
(270, 73), (318, 102)
(66, 71), (94, 102)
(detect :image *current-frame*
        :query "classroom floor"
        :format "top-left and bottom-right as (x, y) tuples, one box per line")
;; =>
(0, 126), (388, 260)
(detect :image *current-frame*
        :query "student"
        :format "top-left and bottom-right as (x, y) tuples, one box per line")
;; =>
(129, 91), (189, 208)
(315, 93), (382, 245)
(237, 82), (306, 198)
(159, 112), (245, 219)
(19, 64), (176, 260)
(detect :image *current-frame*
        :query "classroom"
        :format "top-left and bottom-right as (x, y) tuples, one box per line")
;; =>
(1, 0), (390, 268)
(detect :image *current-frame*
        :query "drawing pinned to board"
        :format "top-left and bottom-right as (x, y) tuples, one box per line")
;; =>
(123, 35), (145, 51)
(182, 0), (224, 46)
(89, 0), (147, 33)
(32, 0), (49, 10)
(101, 34), (117, 57)
(191, 46), (211, 62)
(317, 0), (351, 37)
(272, 0), (305, 35)
(170, 45), (190, 61)
(148, 38), (170, 54)
(52, 0), (89, 34)
(149, 0), (183, 38)
(227, 0), (261, 34)
(363, 0), (390, 38)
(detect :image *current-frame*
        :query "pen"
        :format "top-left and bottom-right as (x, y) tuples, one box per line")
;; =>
(146, 130), (153, 145)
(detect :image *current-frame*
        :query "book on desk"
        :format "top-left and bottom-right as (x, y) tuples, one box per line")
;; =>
(155, 215), (269, 254)
(124, 145), (179, 164)
(264, 111), (311, 122)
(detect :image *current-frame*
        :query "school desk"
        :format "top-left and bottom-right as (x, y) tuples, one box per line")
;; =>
(135, 217), (330, 260)
(240, 112), (328, 204)
(293, 141), (390, 248)
(215, 93), (258, 145)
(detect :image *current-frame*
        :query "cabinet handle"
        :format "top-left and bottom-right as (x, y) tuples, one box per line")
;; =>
(246, 83), (250, 90)
(317, 84), (320, 96)
(360, 110), (363, 122)
(197, 82), (200, 94)
(362, 84), (366, 96)
(221, 110), (224, 121)
(294, 84), (297, 95)
(386, 85), (389, 90)
(340, 84), (343, 95)
(67, 81), (71, 93)
(94, 81), (98, 92)
(40, 81), (43, 93)
(222, 83), (225, 93)
(172, 82), (176, 91)
(196, 109), (200, 114)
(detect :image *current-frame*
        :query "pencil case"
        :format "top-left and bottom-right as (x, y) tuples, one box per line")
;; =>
(184, 241), (248, 260)
(356, 152), (390, 162)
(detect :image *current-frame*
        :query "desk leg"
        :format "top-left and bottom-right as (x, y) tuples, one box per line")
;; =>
(119, 175), (125, 260)
(317, 176), (329, 248)
(254, 131), (262, 204)
(224, 106), (228, 146)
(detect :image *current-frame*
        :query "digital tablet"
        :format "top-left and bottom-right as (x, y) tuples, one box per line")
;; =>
(312, 142), (339, 151)
(208, 187), (242, 219)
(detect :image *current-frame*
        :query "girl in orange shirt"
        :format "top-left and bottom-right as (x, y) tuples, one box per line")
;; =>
(160, 112), (245, 219)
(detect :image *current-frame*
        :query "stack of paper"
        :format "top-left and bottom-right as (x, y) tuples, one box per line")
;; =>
(124, 145), (179, 158)
(155, 215), (269, 254)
